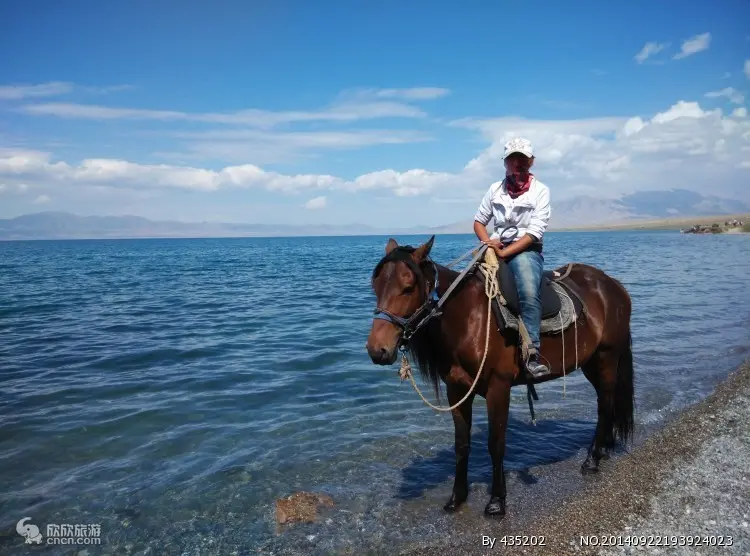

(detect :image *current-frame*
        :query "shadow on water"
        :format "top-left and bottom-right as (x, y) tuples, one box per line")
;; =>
(396, 415), (597, 500)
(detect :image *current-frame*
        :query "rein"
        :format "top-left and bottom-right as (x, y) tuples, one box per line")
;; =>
(372, 245), (487, 344)
(372, 243), (499, 412)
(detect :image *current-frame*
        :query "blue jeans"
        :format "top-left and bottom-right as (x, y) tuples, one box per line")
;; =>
(506, 250), (544, 352)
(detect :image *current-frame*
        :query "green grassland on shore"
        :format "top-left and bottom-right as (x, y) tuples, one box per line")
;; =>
(555, 213), (750, 232)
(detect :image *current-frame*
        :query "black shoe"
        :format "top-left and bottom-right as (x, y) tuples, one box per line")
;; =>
(526, 354), (550, 378)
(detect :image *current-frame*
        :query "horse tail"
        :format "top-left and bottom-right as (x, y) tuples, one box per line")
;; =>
(612, 330), (635, 445)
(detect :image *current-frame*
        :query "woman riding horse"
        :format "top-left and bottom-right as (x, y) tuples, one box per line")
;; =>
(473, 137), (551, 378)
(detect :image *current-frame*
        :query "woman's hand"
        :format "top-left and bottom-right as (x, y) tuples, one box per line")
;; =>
(482, 238), (504, 251)
(482, 239), (506, 258)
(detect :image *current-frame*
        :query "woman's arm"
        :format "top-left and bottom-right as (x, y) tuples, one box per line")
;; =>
(474, 220), (491, 242)
(497, 234), (532, 258)
(474, 184), (504, 251)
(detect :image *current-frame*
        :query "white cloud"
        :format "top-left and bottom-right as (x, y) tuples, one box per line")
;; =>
(652, 100), (716, 123)
(0, 82), (74, 100)
(732, 107), (748, 118)
(635, 42), (668, 63)
(0, 148), (451, 197)
(0, 82), (131, 100)
(304, 196), (327, 209)
(33, 194), (51, 204)
(2, 99), (749, 211)
(705, 87), (745, 105)
(673, 32), (711, 60)
(19, 100), (426, 128)
(162, 128), (434, 164)
(745, 60), (750, 79)
(17, 91), (437, 128)
(370, 87), (450, 100)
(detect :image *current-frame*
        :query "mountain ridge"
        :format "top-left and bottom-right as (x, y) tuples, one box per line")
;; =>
(2, 189), (748, 240)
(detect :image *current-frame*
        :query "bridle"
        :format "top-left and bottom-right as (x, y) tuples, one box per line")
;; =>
(371, 246), (442, 344)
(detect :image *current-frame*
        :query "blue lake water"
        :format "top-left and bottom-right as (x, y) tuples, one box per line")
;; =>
(1, 231), (749, 555)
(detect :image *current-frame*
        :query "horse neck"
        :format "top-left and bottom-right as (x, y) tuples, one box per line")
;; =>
(419, 262), (472, 345)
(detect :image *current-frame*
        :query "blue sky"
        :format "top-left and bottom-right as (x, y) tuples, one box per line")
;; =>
(1, 0), (749, 227)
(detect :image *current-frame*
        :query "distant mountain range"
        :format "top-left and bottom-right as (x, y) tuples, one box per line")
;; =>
(433, 188), (750, 233)
(1, 189), (748, 240)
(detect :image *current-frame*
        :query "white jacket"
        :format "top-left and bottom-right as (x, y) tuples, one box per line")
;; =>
(473, 176), (551, 243)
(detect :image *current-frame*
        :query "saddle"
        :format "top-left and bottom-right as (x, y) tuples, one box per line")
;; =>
(489, 260), (585, 336)
(495, 260), (562, 319)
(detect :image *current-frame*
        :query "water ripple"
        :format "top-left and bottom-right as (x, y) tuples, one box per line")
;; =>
(0, 232), (749, 554)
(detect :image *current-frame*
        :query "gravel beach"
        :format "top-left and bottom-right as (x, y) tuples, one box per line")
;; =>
(401, 360), (750, 556)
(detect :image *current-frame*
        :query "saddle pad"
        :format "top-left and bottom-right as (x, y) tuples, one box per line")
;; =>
(496, 262), (562, 319)
(492, 279), (584, 335)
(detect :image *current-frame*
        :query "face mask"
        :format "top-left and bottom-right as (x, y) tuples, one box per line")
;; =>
(505, 158), (531, 184)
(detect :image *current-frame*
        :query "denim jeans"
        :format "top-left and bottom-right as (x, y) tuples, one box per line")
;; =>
(506, 250), (544, 351)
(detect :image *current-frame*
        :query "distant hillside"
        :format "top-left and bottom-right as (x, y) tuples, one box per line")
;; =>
(2, 189), (748, 240)
(0, 211), (393, 240)
(552, 189), (750, 228)
(434, 189), (750, 232)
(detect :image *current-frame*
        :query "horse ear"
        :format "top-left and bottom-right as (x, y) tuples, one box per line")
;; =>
(413, 235), (435, 262)
(385, 238), (399, 255)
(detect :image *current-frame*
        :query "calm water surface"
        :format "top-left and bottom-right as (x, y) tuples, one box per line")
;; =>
(1, 232), (749, 554)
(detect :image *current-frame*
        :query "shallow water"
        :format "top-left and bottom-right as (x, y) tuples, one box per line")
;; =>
(1, 231), (749, 554)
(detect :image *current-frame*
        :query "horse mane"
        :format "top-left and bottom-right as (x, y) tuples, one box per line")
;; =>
(372, 243), (464, 403)
(407, 315), (446, 402)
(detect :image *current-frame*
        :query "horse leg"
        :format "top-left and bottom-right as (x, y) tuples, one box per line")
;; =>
(444, 381), (474, 512)
(485, 377), (511, 517)
(580, 347), (619, 474)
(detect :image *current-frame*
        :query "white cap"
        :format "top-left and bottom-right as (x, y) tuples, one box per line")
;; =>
(503, 137), (534, 159)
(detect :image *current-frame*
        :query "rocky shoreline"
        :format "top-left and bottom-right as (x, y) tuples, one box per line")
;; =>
(401, 360), (750, 556)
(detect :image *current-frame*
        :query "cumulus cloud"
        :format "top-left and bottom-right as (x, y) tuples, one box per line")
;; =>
(0, 148), (451, 197)
(635, 42), (668, 63)
(673, 32), (711, 60)
(2, 99), (749, 206)
(304, 196), (327, 209)
(705, 87), (745, 105)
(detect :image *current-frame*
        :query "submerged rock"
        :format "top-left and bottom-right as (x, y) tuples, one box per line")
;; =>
(275, 491), (334, 528)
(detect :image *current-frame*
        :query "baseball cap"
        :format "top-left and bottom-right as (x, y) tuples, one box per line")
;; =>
(503, 137), (534, 159)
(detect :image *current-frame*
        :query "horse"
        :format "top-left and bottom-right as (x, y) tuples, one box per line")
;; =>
(365, 235), (635, 518)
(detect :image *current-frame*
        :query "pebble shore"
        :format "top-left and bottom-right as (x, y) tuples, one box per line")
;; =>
(401, 360), (750, 556)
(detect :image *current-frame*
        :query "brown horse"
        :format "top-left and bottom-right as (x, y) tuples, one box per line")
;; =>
(366, 235), (634, 517)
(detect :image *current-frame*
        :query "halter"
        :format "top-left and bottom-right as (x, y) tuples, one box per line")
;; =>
(371, 246), (441, 344)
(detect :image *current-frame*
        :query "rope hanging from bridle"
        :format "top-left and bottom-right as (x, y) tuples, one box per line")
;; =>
(397, 244), (500, 412)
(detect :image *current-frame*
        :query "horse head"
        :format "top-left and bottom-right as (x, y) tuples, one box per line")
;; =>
(366, 235), (435, 365)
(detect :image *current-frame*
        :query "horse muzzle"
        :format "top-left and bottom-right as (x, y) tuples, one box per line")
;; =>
(366, 340), (398, 365)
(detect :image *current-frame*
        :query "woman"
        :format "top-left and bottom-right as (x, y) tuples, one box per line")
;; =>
(473, 137), (551, 378)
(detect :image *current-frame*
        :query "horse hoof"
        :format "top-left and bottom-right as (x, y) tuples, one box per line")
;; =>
(581, 459), (600, 474)
(443, 492), (467, 513)
(484, 497), (506, 518)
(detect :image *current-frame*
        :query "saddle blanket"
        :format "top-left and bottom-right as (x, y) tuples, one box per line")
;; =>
(492, 280), (583, 335)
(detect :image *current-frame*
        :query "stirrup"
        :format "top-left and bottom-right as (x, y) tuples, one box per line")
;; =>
(525, 349), (551, 378)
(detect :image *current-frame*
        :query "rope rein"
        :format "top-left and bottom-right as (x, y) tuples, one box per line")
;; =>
(395, 247), (581, 415)
(398, 246), (500, 412)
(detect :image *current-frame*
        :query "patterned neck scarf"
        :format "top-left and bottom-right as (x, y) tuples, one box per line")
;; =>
(505, 172), (533, 199)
